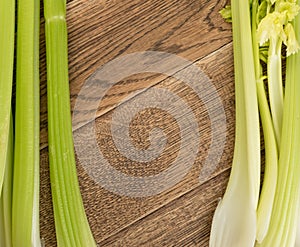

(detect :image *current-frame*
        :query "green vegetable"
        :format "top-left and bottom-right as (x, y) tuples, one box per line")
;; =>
(256, 0), (300, 147)
(12, 0), (41, 245)
(296, 216), (300, 246)
(209, 0), (261, 245)
(258, 3), (300, 245)
(211, 0), (300, 246)
(0, 116), (13, 247)
(252, 0), (278, 242)
(0, 0), (15, 196)
(255, 79), (278, 243)
(219, 5), (232, 22)
(44, 0), (96, 246)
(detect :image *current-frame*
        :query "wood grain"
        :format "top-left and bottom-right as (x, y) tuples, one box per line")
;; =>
(39, 0), (232, 149)
(99, 169), (230, 247)
(39, 0), (234, 246)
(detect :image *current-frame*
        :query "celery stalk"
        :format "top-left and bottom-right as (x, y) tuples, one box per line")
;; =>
(264, 33), (284, 150)
(209, 0), (260, 245)
(0, 201), (5, 246)
(258, 6), (300, 246)
(44, 1), (96, 246)
(0, 0), (15, 196)
(251, 0), (278, 242)
(0, 116), (13, 247)
(296, 216), (300, 247)
(255, 79), (278, 243)
(267, 46), (283, 148)
(12, 0), (41, 245)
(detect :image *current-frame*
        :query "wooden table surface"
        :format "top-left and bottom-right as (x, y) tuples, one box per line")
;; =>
(39, 0), (235, 246)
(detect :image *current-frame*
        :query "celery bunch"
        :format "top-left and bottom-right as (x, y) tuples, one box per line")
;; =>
(210, 0), (300, 246)
(1, 0), (41, 245)
(258, 3), (300, 245)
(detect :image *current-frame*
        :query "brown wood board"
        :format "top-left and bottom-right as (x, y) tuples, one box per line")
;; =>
(39, 0), (234, 246)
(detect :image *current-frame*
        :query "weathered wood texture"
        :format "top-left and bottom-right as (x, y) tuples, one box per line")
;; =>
(39, 0), (234, 246)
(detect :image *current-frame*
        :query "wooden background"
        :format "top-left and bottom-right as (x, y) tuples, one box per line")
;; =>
(39, 0), (235, 246)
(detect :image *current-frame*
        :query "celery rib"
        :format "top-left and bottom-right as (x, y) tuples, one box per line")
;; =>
(251, 0), (278, 242)
(267, 49), (284, 148)
(12, 0), (41, 245)
(0, 0), (15, 196)
(296, 211), (300, 246)
(209, 0), (260, 245)
(255, 80), (278, 243)
(0, 116), (13, 247)
(44, 1), (96, 246)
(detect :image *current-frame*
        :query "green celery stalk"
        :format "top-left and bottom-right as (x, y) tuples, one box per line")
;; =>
(251, 0), (278, 243)
(44, 1), (96, 246)
(296, 215), (300, 246)
(0, 199), (5, 246)
(0, 0), (15, 196)
(209, 0), (260, 245)
(266, 39), (284, 148)
(258, 5), (300, 246)
(255, 78), (278, 243)
(0, 116), (13, 247)
(12, 0), (41, 245)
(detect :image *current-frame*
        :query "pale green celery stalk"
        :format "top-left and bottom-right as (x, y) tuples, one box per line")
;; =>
(267, 38), (283, 148)
(296, 216), (300, 247)
(0, 116), (13, 247)
(44, 1), (96, 246)
(255, 79), (278, 243)
(251, 0), (278, 243)
(0, 203), (4, 246)
(12, 0), (41, 246)
(0, 199), (4, 246)
(209, 0), (260, 245)
(0, 0), (15, 196)
(258, 9), (300, 246)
